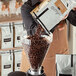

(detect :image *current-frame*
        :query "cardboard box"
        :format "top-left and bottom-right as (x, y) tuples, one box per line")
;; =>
(0, 50), (13, 76)
(13, 22), (24, 47)
(14, 49), (22, 71)
(0, 23), (13, 49)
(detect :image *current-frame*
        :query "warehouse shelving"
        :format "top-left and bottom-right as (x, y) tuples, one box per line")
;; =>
(0, 14), (22, 23)
(0, 18), (23, 51)
(0, 47), (23, 51)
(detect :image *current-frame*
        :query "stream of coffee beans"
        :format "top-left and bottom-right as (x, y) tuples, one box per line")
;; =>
(27, 25), (50, 69)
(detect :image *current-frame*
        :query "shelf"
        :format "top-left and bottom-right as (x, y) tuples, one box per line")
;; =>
(0, 14), (22, 23)
(0, 47), (23, 51)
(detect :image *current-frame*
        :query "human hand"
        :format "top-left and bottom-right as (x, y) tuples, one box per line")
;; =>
(62, 14), (69, 20)
(62, 6), (76, 20)
(73, 6), (76, 11)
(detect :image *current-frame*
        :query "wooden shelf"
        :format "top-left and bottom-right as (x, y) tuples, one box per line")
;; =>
(0, 47), (23, 51)
(0, 14), (22, 23)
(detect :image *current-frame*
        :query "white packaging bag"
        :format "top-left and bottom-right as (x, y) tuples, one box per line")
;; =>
(31, 0), (76, 34)
(0, 23), (13, 49)
(9, 0), (16, 15)
(14, 49), (22, 71)
(56, 54), (76, 76)
(13, 22), (24, 47)
(0, 50), (13, 76)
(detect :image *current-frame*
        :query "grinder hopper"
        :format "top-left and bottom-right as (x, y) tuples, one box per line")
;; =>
(22, 26), (53, 76)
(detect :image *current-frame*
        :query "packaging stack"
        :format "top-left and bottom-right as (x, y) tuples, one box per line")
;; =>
(0, 21), (24, 49)
(0, 49), (22, 76)
(0, 21), (23, 76)
(0, 0), (25, 76)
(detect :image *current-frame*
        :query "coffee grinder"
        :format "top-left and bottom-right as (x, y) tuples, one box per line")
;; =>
(21, 30), (52, 76)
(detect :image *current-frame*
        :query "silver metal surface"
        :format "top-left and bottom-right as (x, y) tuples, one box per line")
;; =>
(28, 68), (43, 75)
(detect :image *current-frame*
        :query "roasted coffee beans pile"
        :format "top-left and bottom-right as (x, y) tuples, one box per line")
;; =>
(27, 25), (49, 69)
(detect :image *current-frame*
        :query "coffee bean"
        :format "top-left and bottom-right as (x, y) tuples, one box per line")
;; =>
(25, 25), (50, 69)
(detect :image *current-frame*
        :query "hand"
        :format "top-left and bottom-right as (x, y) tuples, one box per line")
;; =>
(73, 6), (76, 11)
(62, 14), (69, 20)
(62, 6), (76, 20)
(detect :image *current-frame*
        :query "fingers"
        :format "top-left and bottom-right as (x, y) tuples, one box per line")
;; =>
(73, 7), (76, 11)
(62, 14), (69, 20)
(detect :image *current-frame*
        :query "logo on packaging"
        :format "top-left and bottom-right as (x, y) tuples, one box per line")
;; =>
(51, 6), (60, 15)
(4, 64), (11, 69)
